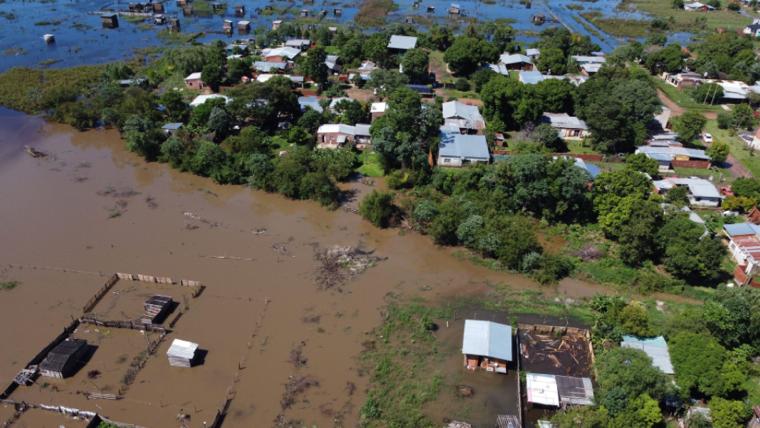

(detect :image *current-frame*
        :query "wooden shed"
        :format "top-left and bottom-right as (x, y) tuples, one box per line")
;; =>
(223, 19), (233, 34)
(142, 295), (173, 324)
(40, 339), (89, 379)
(101, 13), (119, 28)
(237, 20), (250, 34)
(234, 4), (245, 16)
(152, 2), (165, 13)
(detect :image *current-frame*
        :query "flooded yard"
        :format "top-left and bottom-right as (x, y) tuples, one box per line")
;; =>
(0, 0), (657, 72)
(0, 106), (613, 426)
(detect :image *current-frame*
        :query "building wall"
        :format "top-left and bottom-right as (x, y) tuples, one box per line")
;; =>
(671, 159), (710, 169)
(185, 78), (204, 91)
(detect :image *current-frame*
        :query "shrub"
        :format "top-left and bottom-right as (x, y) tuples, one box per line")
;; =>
(454, 78), (471, 92)
(360, 190), (396, 228)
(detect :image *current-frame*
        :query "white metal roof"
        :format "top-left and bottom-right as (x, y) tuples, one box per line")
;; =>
(354, 123), (371, 136)
(261, 46), (301, 60)
(184, 72), (202, 81)
(653, 177), (721, 199)
(571, 55), (606, 64)
(370, 102), (388, 113)
(542, 112), (588, 130)
(442, 101), (485, 130)
(189, 94), (230, 107)
(318, 124), (356, 135)
(526, 373), (560, 407)
(167, 339), (198, 359)
(461, 320), (512, 360)
(621, 335), (675, 374)
(500, 53), (533, 65)
(387, 35), (417, 50)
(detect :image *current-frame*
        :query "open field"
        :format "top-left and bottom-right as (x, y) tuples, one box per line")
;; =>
(619, 0), (753, 31)
(580, 11), (648, 38)
(704, 120), (760, 178)
(653, 78), (723, 115)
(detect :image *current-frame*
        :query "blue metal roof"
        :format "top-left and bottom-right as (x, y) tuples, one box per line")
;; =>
(438, 134), (490, 160)
(724, 222), (760, 237)
(621, 335), (674, 375)
(462, 320), (513, 361)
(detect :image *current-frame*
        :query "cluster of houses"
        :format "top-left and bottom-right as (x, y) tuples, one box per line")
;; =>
(663, 71), (760, 103)
(489, 49), (605, 84)
(459, 320), (677, 427)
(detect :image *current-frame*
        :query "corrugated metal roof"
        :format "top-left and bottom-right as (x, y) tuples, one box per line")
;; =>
(724, 222), (760, 237)
(439, 134), (490, 161)
(621, 335), (674, 375)
(387, 35), (417, 50)
(542, 113), (588, 130)
(318, 124), (355, 135)
(526, 373), (559, 407)
(461, 320), (512, 361)
(442, 101), (485, 130)
(500, 53), (533, 65)
(518, 70), (544, 85)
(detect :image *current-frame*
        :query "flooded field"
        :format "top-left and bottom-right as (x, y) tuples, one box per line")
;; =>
(0, 0), (656, 72)
(0, 105), (610, 426)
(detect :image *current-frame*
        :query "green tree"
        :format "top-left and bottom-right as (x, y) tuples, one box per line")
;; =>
(534, 79), (576, 114)
(302, 46), (329, 86)
(644, 43), (684, 74)
(619, 302), (652, 336)
(190, 140), (227, 181)
(709, 397), (749, 428)
(673, 111), (706, 144)
(226, 58), (249, 84)
(575, 70), (660, 153)
(626, 153), (659, 177)
(536, 47), (567, 75)
(207, 106), (231, 142)
(400, 49), (430, 83)
(160, 91), (190, 122)
(201, 63), (224, 92)
(443, 36), (497, 76)
(691, 83), (724, 104)
(596, 347), (669, 405)
(670, 332), (729, 397)
(552, 406), (610, 428)
(123, 115), (162, 161)
(731, 103), (756, 130)
(359, 190), (395, 228)
(532, 123), (566, 151)
(707, 140), (729, 163)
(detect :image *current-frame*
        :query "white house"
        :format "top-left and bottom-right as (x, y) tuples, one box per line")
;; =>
(684, 1), (715, 11)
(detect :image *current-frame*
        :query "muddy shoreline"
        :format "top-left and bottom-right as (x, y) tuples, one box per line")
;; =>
(0, 107), (633, 426)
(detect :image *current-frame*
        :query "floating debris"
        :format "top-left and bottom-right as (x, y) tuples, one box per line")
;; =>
(314, 245), (385, 290)
(24, 145), (47, 158)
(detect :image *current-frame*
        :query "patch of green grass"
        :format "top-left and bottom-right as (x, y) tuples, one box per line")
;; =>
(428, 50), (454, 85)
(34, 19), (62, 26)
(0, 281), (19, 290)
(357, 150), (385, 177)
(565, 140), (598, 154)
(672, 165), (733, 183)
(651, 78), (722, 114)
(619, 0), (752, 31)
(157, 30), (204, 45)
(0, 11), (16, 20)
(572, 14), (603, 38)
(485, 287), (596, 324)
(360, 299), (451, 427)
(580, 11), (648, 38)
(704, 119), (760, 178)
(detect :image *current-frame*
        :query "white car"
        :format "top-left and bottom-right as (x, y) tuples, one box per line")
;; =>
(702, 133), (713, 144)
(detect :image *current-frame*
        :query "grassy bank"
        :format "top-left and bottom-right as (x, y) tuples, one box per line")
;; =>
(619, 0), (751, 31)
(0, 65), (107, 113)
(652, 77), (722, 114)
(580, 11), (648, 38)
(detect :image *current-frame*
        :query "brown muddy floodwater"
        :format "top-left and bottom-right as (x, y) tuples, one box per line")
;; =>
(0, 107), (605, 427)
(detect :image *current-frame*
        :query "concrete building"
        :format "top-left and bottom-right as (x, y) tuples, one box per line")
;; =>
(184, 72), (204, 90)
(541, 113), (589, 140)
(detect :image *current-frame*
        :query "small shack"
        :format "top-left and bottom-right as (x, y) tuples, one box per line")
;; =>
(237, 20), (250, 34)
(223, 19), (233, 34)
(43, 34), (55, 44)
(462, 320), (513, 373)
(101, 13), (119, 29)
(40, 339), (89, 379)
(152, 2), (165, 13)
(234, 4), (245, 16)
(142, 295), (173, 324)
(153, 14), (166, 24)
(272, 19), (282, 30)
(167, 339), (199, 367)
